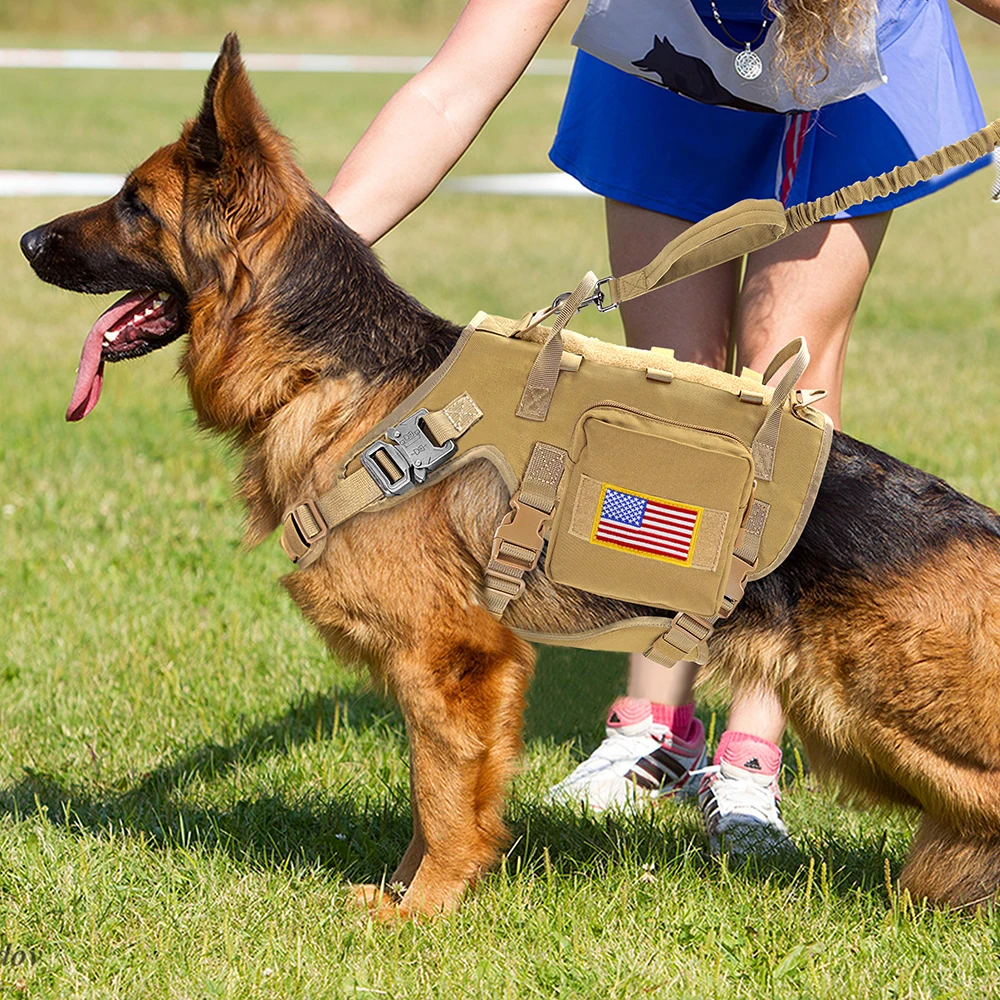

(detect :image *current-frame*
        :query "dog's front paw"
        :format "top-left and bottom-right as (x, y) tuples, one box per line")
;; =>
(348, 882), (405, 921)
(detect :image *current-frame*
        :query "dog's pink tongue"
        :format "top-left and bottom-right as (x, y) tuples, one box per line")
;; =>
(66, 290), (150, 422)
(66, 329), (106, 422)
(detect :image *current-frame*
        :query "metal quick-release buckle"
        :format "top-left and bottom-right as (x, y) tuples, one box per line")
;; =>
(360, 409), (456, 497)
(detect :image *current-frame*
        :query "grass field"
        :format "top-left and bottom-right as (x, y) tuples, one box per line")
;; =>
(3, 11), (1000, 999)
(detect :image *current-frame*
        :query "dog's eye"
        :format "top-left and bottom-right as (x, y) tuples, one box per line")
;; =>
(119, 188), (151, 219)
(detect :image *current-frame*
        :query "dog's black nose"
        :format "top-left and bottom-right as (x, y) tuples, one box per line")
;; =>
(20, 225), (48, 262)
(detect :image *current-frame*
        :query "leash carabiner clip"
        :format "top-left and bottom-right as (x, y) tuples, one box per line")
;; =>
(550, 275), (617, 314)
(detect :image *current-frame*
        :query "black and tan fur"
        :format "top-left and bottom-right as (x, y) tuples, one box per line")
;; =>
(21, 36), (1000, 916)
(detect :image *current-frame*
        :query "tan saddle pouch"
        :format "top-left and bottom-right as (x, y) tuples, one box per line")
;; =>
(545, 403), (755, 617)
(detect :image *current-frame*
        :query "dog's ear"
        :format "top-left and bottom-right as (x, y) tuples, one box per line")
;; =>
(190, 34), (276, 170)
(187, 34), (293, 227)
(187, 36), (234, 171)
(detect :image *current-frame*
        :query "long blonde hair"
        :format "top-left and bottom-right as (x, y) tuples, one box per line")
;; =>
(769, 0), (876, 98)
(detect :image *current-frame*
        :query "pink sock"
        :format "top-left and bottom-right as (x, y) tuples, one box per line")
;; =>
(714, 730), (781, 776)
(606, 696), (652, 727)
(650, 701), (696, 742)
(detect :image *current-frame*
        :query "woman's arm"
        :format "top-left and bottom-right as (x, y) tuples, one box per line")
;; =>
(326, 0), (570, 244)
(954, 0), (1000, 24)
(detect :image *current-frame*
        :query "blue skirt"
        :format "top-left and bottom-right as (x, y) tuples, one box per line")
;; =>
(549, 0), (988, 221)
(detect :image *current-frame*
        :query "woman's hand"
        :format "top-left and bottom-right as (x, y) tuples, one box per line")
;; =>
(326, 0), (570, 245)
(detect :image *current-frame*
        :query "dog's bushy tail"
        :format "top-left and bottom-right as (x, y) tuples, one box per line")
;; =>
(901, 815), (1000, 909)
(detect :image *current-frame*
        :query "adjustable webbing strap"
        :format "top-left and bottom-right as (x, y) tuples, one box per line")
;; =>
(645, 611), (716, 668)
(751, 337), (810, 482)
(280, 393), (482, 569)
(422, 394), (484, 447)
(643, 490), (759, 667)
(483, 442), (567, 619)
(644, 548), (757, 667)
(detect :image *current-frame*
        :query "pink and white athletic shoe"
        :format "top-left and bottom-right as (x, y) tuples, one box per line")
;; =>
(698, 736), (794, 857)
(545, 696), (707, 813)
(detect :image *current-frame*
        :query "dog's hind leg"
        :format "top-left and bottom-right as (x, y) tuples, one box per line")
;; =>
(900, 814), (1000, 909)
(359, 618), (535, 918)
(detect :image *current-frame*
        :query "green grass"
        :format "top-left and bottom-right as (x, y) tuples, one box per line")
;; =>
(2, 19), (1000, 1000)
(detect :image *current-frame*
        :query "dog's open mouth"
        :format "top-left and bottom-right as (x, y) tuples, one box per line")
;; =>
(68, 289), (182, 422)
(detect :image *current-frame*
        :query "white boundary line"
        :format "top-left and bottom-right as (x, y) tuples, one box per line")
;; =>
(0, 170), (126, 197)
(0, 48), (572, 75)
(443, 173), (594, 197)
(0, 169), (596, 198)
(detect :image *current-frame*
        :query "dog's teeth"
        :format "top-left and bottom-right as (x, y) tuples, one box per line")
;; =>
(133, 313), (144, 323)
(105, 329), (120, 343)
(144, 307), (155, 316)
(156, 292), (169, 304)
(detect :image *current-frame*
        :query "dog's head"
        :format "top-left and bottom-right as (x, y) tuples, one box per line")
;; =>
(21, 34), (339, 428)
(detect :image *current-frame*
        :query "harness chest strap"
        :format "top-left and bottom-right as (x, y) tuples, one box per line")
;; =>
(483, 442), (568, 618)
(280, 392), (484, 569)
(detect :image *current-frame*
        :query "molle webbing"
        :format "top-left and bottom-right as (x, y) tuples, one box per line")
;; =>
(483, 442), (567, 619)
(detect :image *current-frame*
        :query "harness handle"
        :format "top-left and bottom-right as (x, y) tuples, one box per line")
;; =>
(515, 271), (598, 421)
(514, 200), (789, 422)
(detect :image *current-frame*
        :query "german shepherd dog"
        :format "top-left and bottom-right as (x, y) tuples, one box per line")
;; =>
(21, 35), (1000, 917)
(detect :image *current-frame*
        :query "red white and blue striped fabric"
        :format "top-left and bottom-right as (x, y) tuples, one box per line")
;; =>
(591, 486), (701, 564)
(775, 110), (815, 206)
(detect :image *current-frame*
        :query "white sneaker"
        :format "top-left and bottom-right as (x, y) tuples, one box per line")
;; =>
(545, 697), (707, 813)
(698, 760), (793, 857)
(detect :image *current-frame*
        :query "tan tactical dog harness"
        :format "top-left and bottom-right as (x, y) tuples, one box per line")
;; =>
(280, 119), (1000, 665)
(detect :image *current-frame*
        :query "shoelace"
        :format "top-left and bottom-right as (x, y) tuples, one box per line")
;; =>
(689, 764), (719, 780)
(695, 763), (782, 801)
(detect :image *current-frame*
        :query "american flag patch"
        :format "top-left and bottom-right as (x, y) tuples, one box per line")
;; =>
(591, 485), (702, 565)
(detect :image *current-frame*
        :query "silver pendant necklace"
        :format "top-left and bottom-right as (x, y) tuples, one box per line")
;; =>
(708, 0), (768, 81)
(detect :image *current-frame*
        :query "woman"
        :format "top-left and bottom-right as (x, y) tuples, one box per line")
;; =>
(325, 0), (994, 855)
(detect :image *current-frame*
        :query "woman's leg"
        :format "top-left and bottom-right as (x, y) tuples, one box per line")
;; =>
(737, 211), (892, 427)
(607, 198), (743, 701)
(701, 212), (892, 854)
(548, 201), (740, 811)
(604, 198), (738, 365)
(727, 212), (892, 717)
(550, 204), (892, 824)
